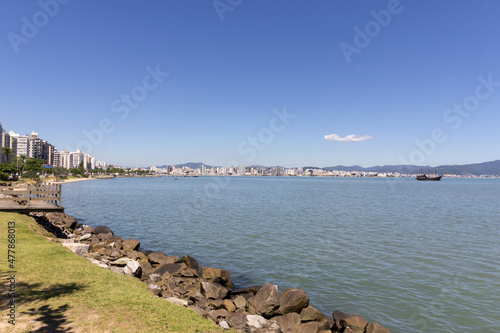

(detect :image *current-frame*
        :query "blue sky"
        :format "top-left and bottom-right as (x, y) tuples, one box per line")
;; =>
(1, 0), (500, 167)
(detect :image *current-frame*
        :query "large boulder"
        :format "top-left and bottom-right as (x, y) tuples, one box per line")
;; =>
(278, 288), (309, 315)
(63, 220), (79, 231)
(232, 285), (262, 296)
(94, 226), (114, 235)
(333, 310), (351, 331)
(222, 299), (236, 312)
(110, 258), (134, 266)
(122, 239), (140, 251)
(272, 312), (301, 333)
(199, 267), (234, 288)
(208, 309), (230, 323)
(245, 314), (280, 333)
(247, 283), (280, 318)
(201, 281), (230, 300)
(232, 295), (247, 310)
(340, 315), (369, 333)
(62, 243), (89, 257)
(153, 263), (186, 277)
(164, 297), (189, 307)
(300, 305), (331, 322)
(147, 251), (179, 265)
(366, 322), (391, 333)
(180, 255), (199, 270)
(124, 260), (142, 278)
(295, 320), (332, 333)
(226, 312), (248, 331)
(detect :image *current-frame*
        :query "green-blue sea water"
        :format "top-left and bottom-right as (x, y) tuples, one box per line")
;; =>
(62, 176), (500, 332)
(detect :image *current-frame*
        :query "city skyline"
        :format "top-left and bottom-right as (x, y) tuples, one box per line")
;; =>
(1, 1), (500, 167)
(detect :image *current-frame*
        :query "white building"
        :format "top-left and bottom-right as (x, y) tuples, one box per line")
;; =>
(58, 150), (73, 169)
(96, 161), (107, 169)
(8, 131), (29, 157)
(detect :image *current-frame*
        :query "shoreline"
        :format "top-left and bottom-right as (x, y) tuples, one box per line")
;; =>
(29, 211), (392, 333)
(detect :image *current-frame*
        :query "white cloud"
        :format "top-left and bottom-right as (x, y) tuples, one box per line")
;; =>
(324, 134), (374, 142)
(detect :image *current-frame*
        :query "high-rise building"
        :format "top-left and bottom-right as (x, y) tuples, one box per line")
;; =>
(0, 123), (11, 163)
(8, 131), (29, 157)
(58, 150), (73, 169)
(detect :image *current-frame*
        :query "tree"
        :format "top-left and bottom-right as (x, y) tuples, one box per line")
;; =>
(1, 147), (13, 164)
(16, 154), (27, 174)
(0, 163), (16, 174)
(24, 158), (44, 172)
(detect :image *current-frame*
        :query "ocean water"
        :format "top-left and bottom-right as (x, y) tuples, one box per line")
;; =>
(61, 176), (500, 332)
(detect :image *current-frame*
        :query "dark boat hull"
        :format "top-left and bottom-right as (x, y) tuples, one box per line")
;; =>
(416, 175), (442, 181)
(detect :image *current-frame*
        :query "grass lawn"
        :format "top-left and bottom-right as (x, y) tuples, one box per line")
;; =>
(0, 212), (225, 332)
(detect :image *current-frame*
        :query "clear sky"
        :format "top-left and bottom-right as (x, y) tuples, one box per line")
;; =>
(1, 0), (500, 168)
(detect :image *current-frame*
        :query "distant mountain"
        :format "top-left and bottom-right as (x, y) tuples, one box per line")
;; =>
(323, 160), (500, 176)
(152, 160), (500, 176)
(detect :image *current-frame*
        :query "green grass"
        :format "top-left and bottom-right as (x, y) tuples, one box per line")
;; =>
(0, 212), (225, 332)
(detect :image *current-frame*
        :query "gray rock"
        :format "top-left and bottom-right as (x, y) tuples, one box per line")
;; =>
(201, 281), (230, 300)
(62, 243), (89, 257)
(110, 266), (124, 274)
(245, 314), (280, 333)
(124, 260), (142, 277)
(149, 283), (162, 295)
(219, 320), (230, 329)
(189, 291), (209, 309)
(63, 220), (79, 231)
(164, 297), (189, 307)
(110, 258), (134, 266)
(233, 295), (247, 309)
(247, 283), (280, 318)
(208, 309), (230, 322)
(226, 312), (248, 331)
(272, 312), (300, 333)
(82, 225), (93, 233)
(199, 267), (234, 289)
(232, 285), (262, 296)
(153, 263), (186, 277)
(147, 251), (179, 265)
(278, 288), (309, 315)
(189, 306), (208, 317)
(149, 274), (162, 282)
(94, 226), (114, 235)
(79, 234), (92, 241)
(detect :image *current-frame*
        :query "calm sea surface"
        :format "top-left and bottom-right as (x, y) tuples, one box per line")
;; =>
(62, 176), (500, 332)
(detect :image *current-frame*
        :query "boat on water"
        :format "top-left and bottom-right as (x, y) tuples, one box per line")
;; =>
(416, 168), (442, 181)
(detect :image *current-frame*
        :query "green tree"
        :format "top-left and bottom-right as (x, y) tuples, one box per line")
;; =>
(0, 163), (16, 174)
(1, 147), (13, 164)
(16, 154), (27, 174)
(24, 158), (44, 172)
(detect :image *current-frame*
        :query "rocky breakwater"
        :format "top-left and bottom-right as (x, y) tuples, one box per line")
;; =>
(31, 212), (391, 333)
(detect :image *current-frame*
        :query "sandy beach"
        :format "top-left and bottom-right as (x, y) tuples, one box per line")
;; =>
(51, 178), (95, 185)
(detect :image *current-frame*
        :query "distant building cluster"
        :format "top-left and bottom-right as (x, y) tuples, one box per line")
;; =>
(150, 164), (402, 178)
(1, 122), (107, 170)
